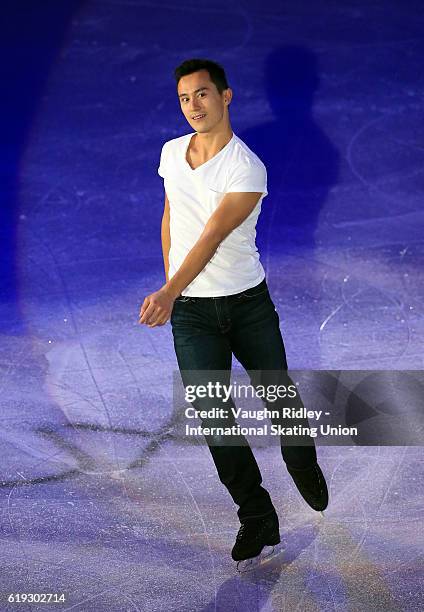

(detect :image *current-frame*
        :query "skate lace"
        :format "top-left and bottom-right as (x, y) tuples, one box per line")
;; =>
(236, 523), (246, 541)
(236, 518), (269, 541)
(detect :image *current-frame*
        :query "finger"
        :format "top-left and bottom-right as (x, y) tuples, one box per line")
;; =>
(148, 320), (161, 328)
(144, 308), (165, 326)
(147, 315), (164, 327)
(139, 303), (156, 324)
(148, 312), (169, 327)
(139, 297), (150, 317)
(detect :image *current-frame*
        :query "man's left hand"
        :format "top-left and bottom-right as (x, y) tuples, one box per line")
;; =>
(138, 286), (176, 327)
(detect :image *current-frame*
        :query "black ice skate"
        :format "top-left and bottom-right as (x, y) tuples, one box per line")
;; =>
(232, 511), (282, 572)
(287, 462), (329, 512)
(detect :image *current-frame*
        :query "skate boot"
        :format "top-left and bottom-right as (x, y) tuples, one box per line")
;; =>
(287, 462), (328, 512)
(231, 511), (281, 572)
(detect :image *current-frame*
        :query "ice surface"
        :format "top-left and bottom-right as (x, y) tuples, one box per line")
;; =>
(1, 0), (423, 610)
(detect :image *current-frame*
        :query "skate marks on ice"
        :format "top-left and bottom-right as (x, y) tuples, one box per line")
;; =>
(220, 514), (403, 612)
(0, 332), (183, 489)
(233, 512), (327, 574)
(199, 520), (323, 612)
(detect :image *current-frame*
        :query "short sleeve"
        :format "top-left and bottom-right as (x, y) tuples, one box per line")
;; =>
(226, 160), (268, 197)
(157, 141), (168, 178)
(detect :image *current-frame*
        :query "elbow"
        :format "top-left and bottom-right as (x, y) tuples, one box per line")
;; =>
(202, 227), (226, 248)
(203, 219), (230, 245)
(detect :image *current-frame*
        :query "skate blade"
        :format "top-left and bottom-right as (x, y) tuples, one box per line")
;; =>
(236, 542), (284, 573)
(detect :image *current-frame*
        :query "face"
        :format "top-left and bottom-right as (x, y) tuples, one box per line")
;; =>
(177, 69), (232, 133)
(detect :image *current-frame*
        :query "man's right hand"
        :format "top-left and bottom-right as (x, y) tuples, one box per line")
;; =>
(138, 286), (176, 328)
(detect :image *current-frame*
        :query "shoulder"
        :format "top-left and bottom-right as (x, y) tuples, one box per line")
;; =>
(230, 135), (267, 173)
(158, 133), (192, 178)
(160, 132), (192, 153)
(226, 136), (268, 195)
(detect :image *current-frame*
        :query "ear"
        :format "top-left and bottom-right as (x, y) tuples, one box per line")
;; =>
(224, 88), (233, 105)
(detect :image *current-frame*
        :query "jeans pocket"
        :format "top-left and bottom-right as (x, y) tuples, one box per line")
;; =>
(175, 296), (197, 303)
(235, 281), (269, 300)
(172, 296), (197, 322)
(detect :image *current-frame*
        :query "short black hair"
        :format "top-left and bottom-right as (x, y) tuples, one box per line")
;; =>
(174, 58), (229, 95)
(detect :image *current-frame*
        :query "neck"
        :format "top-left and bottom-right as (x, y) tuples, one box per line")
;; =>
(194, 122), (233, 157)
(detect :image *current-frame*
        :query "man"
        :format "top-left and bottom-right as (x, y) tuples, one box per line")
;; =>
(139, 58), (328, 566)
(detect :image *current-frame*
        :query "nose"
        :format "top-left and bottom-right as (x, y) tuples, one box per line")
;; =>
(188, 101), (201, 113)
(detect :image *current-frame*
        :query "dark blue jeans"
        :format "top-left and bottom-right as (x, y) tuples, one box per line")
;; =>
(170, 277), (317, 521)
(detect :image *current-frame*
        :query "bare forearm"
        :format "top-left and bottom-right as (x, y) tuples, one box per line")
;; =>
(165, 231), (221, 298)
(161, 214), (170, 283)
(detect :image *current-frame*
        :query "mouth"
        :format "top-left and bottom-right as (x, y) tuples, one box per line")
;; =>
(192, 114), (206, 121)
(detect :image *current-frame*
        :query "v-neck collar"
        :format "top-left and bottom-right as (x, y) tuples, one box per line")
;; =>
(184, 132), (235, 172)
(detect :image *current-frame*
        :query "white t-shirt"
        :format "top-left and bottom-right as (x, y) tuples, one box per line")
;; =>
(157, 131), (268, 297)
